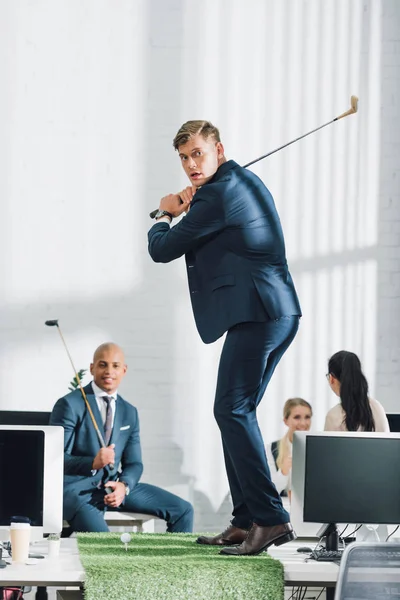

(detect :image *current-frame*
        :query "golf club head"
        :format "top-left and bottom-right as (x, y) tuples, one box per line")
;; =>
(350, 95), (358, 113)
(45, 319), (59, 327)
(335, 95), (359, 120)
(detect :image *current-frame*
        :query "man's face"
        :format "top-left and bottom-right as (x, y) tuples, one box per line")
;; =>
(90, 346), (127, 394)
(178, 133), (225, 187)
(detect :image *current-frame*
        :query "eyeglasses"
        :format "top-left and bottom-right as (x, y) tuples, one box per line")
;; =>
(325, 373), (330, 381)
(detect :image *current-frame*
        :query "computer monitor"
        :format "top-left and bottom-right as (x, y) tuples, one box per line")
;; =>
(0, 426), (64, 541)
(0, 411), (51, 426)
(292, 431), (400, 548)
(387, 413), (400, 433)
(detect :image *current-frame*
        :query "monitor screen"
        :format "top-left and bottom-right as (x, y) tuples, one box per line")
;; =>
(304, 434), (400, 525)
(0, 430), (45, 526)
(387, 414), (400, 433)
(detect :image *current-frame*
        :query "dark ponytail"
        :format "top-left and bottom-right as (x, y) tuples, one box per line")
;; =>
(328, 351), (375, 431)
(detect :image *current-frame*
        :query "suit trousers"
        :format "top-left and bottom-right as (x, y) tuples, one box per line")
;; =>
(68, 482), (194, 533)
(213, 316), (300, 528)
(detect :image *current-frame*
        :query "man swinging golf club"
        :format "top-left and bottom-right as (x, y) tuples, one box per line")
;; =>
(147, 99), (358, 556)
(148, 120), (301, 556)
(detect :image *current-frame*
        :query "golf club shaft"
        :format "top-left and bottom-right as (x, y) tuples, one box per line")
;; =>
(243, 118), (335, 168)
(54, 325), (115, 470)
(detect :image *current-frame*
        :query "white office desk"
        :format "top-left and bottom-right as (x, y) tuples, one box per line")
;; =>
(0, 539), (84, 588)
(269, 540), (339, 587)
(0, 539), (338, 590)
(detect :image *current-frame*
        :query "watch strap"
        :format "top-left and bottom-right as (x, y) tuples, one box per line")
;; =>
(154, 210), (173, 220)
(120, 481), (130, 495)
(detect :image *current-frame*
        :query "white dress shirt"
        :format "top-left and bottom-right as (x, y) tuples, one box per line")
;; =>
(91, 380), (118, 429)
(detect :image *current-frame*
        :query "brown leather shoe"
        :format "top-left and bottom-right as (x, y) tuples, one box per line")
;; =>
(219, 522), (296, 555)
(196, 525), (249, 546)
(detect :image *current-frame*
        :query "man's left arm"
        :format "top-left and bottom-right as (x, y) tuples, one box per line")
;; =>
(148, 190), (224, 263)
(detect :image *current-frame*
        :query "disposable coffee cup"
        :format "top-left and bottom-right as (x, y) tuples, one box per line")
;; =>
(47, 538), (61, 559)
(10, 522), (30, 563)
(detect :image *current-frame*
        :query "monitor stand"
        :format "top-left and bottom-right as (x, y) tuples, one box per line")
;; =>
(317, 522), (339, 551)
(316, 524), (340, 600)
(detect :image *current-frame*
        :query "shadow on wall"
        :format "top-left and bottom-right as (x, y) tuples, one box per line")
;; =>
(142, 440), (196, 517)
(193, 490), (232, 534)
(142, 440), (231, 533)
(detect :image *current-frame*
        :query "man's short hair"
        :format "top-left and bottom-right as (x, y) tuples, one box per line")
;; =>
(173, 120), (221, 150)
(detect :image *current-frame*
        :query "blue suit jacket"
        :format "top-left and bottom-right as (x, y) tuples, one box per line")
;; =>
(50, 383), (143, 520)
(148, 160), (301, 343)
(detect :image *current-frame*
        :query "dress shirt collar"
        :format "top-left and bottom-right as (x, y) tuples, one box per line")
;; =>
(91, 380), (118, 401)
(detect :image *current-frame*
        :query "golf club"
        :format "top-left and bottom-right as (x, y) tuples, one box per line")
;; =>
(243, 95), (358, 168)
(45, 319), (115, 471)
(149, 95), (359, 218)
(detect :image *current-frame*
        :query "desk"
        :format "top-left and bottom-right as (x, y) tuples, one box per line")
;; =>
(0, 539), (338, 594)
(269, 540), (339, 598)
(0, 539), (84, 588)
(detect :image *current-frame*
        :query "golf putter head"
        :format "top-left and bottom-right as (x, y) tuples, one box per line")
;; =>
(350, 95), (358, 114)
(45, 319), (59, 327)
(336, 95), (359, 120)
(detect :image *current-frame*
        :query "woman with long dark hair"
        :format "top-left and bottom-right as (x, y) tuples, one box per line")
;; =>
(324, 350), (389, 432)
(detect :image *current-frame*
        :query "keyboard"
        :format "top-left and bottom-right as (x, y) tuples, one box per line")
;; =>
(310, 548), (343, 562)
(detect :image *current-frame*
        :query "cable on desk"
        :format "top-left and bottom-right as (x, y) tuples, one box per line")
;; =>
(344, 524), (362, 538)
(386, 525), (399, 542)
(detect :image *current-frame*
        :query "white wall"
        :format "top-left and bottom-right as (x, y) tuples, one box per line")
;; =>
(0, 0), (399, 530)
(376, 0), (400, 411)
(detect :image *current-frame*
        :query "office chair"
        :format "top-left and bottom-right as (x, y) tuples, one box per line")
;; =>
(335, 541), (400, 599)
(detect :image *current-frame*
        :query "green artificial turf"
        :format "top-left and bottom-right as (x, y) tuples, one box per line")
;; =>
(77, 532), (284, 600)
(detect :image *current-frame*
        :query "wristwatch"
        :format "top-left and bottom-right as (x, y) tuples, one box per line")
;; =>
(120, 481), (130, 496)
(153, 210), (173, 220)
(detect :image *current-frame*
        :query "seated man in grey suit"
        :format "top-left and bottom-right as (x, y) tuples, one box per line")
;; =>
(50, 342), (193, 533)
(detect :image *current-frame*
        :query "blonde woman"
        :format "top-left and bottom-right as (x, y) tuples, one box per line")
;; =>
(267, 398), (313, 497)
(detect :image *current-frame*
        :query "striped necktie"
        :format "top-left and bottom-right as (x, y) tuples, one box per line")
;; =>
(103, 396), (113, 446)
